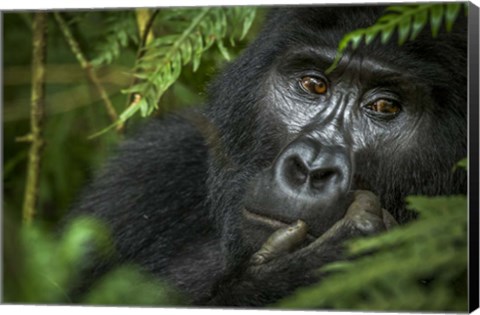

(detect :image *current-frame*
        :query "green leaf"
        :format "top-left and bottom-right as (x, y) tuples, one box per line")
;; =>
(171, 56), (182, 83)
(445, 3), (461, 32)
(180, 39), (193, 65)
(364, 27), (380, 45)
(192, 33), (204, 72)
(216, 9), (228, 38)
(338, 34), (353, 52)
(397, 14), (411, 45)
(381, 24), (396, 44)
(139, 98), (149, 117)
(377, 13), (400, 24)
(348, 30), (364, 50)
(325, 34), (351, 74)
(325, 51), (343, 75)
(216, 40), (231, 60)
(410, 9), (428, 40)
(148, 34), (178, 48)
(453, 158), (468, 171)
(430, 4), (444, 37)
(122, 82), (149, 94)
(241, 9), (256, 40)
(386, 5), (413, 13)
(457, 158), (467, 169)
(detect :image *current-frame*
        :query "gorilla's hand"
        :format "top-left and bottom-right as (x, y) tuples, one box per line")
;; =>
(251, 190), (396, 265)
(204, 190), (397, 306)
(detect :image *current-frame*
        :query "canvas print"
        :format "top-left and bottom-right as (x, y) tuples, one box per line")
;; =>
(2, 2), (476, 311)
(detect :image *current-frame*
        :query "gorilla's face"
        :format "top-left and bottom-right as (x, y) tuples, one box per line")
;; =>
(205, 7), (467, 263)
(240, 47), (436, 250)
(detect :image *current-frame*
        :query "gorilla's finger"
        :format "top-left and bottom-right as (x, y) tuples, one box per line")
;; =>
(382, 209), (398, 230)
(250, 220), (307, 265)
(306, 191), (385, 250)
(344, 190), (382, 218)
(304, 219), (347, 249)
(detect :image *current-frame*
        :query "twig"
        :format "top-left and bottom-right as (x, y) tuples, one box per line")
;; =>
(124, 9), (159, 111)
(53, 12), (122, 130)
(135, 9), (155, 47)
(21, 12), (48, 225)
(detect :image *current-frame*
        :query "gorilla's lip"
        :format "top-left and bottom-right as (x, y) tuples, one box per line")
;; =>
(242, 207), (287, 229)
(242, 208), (316, 241)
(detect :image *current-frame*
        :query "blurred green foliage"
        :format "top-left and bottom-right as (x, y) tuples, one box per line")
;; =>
(3, 215), (184, 305)
(83, 266), (183, 306)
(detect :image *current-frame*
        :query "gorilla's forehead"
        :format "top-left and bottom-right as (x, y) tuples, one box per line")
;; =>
(265, 6), (385, 45)
(276, 45), (438, 87)
(280, 46), (407, 74)
(269, 6), (385, 31)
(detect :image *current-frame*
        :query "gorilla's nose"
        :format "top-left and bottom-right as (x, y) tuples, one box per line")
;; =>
(243, 137), (353, 236)
(274, 138), (351, 196)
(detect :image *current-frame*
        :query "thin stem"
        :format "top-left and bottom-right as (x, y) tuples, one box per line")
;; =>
(135, 9), (155, 47)
(53, 12), (121, 129)
(21, 12), (48, 225)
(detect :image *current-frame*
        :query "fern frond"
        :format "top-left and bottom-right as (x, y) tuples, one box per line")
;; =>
(91, 11), (139, 66)
(117, 7), (256, 123)
(326, 3), (466, 74)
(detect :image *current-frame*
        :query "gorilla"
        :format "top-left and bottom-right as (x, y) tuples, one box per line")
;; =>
(69, 5), (467, 307)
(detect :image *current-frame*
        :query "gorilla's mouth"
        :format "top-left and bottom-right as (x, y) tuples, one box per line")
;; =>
(242, 207), (288, 229)
(242, 207), (316, 241)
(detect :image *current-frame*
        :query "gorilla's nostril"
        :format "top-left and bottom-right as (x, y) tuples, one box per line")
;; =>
(310, 169), (338, 189)
(311, 169), (336, 181)
(287, 156), (309, 184)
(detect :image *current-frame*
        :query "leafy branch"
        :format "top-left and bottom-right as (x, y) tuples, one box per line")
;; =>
(119, 7), (256, 123)
(326, 3), (467, 74)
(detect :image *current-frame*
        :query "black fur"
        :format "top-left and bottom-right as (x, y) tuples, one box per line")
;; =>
(69, 6), (467, 306)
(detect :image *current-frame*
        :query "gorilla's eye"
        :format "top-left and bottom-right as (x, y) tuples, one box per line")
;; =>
(366, 99), (401, 115)
(300, 76), (328, 95)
